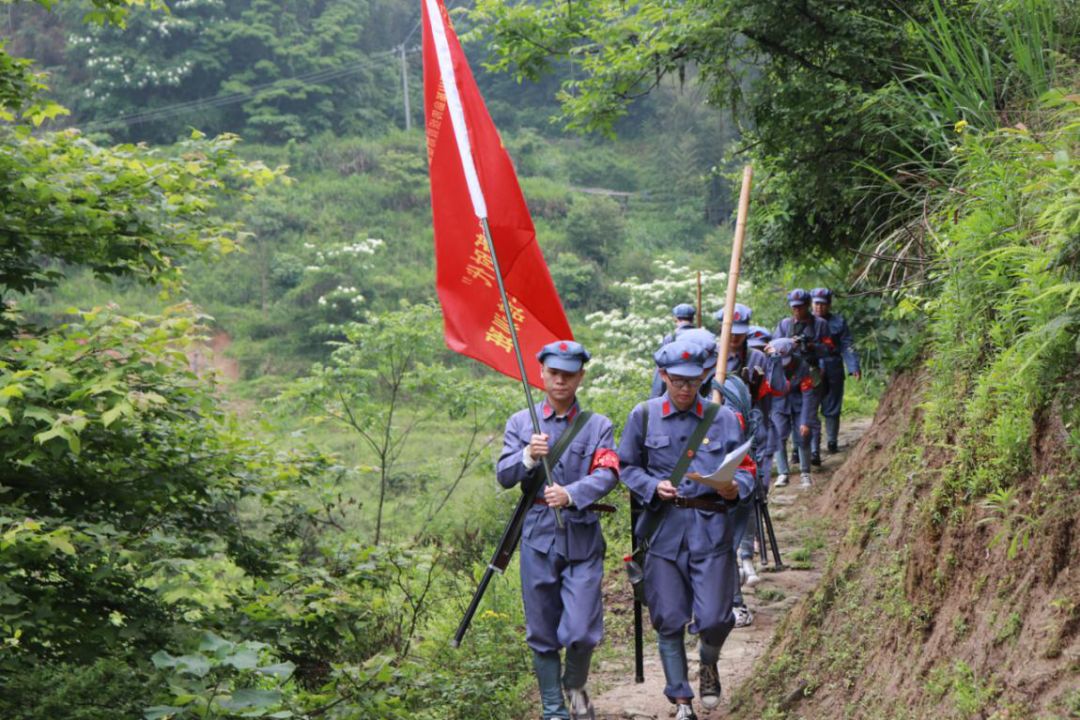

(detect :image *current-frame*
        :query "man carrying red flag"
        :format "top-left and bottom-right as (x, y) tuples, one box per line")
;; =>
(423, 2), (614, 716)
(497, 341), (619, 720)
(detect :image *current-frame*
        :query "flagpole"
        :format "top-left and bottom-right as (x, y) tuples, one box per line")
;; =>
(479, 217), (564, 529)
(424, 0), (562, 526)
(696, 271), (703, 328)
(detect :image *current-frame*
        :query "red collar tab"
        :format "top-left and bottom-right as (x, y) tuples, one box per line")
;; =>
(660, 397), (704, 418)
(543, 399), (579, 420)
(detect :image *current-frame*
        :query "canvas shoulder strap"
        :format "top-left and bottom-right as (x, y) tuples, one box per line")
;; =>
(665, 403), (719, 485)
(547, 410), (592, 467)
(634, 402), (720, 548)
(523, 410), (593, 494)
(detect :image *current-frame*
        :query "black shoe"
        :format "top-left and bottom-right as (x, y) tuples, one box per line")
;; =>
(811, 452), (822, 467)
(828, 441), (839, 453)
(699, 662), (721, 710)
(791, 450), (800, 463)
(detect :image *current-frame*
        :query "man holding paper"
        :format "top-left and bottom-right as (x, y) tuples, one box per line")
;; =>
(618, 340), (754, 719)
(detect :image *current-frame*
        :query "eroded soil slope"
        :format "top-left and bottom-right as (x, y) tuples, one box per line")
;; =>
(731, 369), (1080, 719)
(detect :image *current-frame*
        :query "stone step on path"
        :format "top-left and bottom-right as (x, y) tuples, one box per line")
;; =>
(579, 418), (871, 720)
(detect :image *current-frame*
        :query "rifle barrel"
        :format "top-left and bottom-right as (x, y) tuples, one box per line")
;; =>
(452, 565), (496, 648)
(453, 474), (541, 646)
(630, 492), (645, 683)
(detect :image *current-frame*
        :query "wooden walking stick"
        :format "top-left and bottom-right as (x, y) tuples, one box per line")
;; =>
(696, 270), (703, 328)
(714, 165), (753, 395)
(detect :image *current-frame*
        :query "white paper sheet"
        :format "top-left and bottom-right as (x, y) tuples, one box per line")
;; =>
(686, 439), (751, 492)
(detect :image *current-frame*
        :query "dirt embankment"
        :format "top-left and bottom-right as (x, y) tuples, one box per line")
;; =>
(187, 330), (240, 383)
(733, 369), (1080, 719)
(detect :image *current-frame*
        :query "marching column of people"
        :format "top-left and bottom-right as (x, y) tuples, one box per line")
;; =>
(497, 287), (858, 720)
(772, 288), (832, 485)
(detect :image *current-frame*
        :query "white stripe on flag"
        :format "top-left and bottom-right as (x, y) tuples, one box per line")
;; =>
(424, 0), (488, 219)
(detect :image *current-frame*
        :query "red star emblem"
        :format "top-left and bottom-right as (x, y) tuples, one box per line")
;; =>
(734, 312), (741, 321)
(681, 351), (691, 359)
(559, 342), (568, 351)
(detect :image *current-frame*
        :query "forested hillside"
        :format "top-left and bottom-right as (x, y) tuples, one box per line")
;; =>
(1, 0), (1077, 718)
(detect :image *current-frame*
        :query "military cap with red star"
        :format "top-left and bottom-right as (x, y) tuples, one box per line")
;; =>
(536, 340), (591, 373)
(653, 339), (710, 376)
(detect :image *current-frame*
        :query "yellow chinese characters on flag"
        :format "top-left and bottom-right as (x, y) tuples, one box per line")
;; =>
(422, 0), (572, 389)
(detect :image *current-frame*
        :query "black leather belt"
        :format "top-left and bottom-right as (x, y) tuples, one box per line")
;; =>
(533, 498), (616, 513)
(669, 495), (729, 512)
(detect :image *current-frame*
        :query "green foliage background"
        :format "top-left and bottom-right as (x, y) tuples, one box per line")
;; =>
(2, 0), (1077, 717)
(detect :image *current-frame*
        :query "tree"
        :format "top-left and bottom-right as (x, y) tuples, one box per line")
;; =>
(29, 0), (414, 142)
(288, 304), (514, 545)
(468, 0), (937, 262)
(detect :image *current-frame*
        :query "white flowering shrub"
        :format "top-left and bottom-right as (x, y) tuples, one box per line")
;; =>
(308, 237), (385, 321)
(580, 257), (750, 426)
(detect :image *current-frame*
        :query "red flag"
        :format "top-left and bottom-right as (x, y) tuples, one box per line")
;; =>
(422, 0), (572, 389)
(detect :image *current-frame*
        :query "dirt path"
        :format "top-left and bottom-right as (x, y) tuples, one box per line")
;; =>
(586, 417), (872, 719)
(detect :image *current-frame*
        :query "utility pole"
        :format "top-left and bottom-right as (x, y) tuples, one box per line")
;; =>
(400, 44), (412, 131)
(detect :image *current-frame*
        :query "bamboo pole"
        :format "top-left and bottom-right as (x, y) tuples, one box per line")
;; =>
(696, 271), (703, 328)
(714, 165), (753, 391)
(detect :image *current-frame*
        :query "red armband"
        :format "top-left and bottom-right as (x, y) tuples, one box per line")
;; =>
(822, 336), (836, 349)
(800, 376), (814, 393)
(738, 454), (757, 479)
(590, 448), (620, 476)
(760, 379), (786, 398)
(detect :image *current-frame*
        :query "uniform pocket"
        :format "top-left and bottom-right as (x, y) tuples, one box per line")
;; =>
(563, 440), (590, 476)
(697, 511), (734, 555)
(644, 435), (671, 449)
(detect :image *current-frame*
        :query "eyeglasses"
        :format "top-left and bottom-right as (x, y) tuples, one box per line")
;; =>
(666, 375), (704, 390)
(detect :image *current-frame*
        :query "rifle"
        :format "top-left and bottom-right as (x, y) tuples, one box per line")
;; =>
(753, 465), (784, 569)
(451, 471), (540, 647)
(629, 492), (645, 683)
(452, 411), (591, 647)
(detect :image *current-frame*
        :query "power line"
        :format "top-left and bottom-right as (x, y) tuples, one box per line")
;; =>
(78, 0), (474, 133)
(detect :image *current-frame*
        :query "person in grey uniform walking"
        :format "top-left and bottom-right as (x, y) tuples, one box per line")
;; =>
(618, 340), (754, 719)
(767, 337), (816, 488)
(773, 289), (833, 479)
(664, 303), (697, 344)
(497, 341), (621, 720)
(711, 304), (767, 626)
(809, 287), (860, 454)
(651, 304), (699, 397)
(726, 324), (790, 617)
